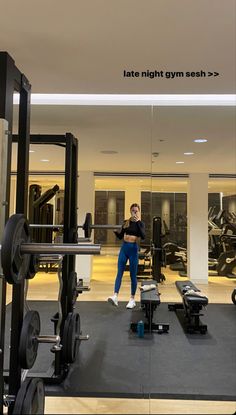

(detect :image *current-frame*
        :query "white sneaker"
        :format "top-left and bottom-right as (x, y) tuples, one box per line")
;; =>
(126, 298), (136, 309)
(108, 295), (118, 306)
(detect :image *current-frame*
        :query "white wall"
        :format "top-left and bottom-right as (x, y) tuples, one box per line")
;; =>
(76, 171), (95, 284)
(187, 173), (209, 284)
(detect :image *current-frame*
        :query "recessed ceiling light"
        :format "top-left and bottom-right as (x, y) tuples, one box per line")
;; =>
(100, 150), (118, 154)
(176, 161), (184, 164)
(194, 138), (208, 143)
(29, 150), (35, 153)
(184, 152), (194, 155)
(40, 159), (50, 162)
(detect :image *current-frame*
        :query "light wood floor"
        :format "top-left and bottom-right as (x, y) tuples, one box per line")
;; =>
(5, 250), (236, 414)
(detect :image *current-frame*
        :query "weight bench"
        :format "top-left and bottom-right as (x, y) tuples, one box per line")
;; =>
(130, 280), (169, 334)
(168, 280), (208, 334)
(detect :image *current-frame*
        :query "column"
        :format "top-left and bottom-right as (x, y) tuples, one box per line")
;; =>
(76, 171), (95, 284)
(187, 173), (209, 284)
(161, 198), (170, 229)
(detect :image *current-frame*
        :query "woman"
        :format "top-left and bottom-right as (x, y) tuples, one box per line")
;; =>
(108, 203), (145, 309)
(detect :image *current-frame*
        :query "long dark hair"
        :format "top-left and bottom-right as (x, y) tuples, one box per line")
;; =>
(123, 203), (140, 228)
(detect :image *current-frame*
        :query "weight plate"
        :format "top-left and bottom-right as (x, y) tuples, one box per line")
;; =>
(1, 214), (31, 284)
(62, 313), (71, 362)
(232, 289), (236, 305)
(22, 378), (45, 415)
(82, 212), (92, 238)
(62, 312), (80, 363)
(26, 255), (39, 280)
(12, 378), (31, 415)
(19, 310), (40, 369)
(67, 271), (77, 307)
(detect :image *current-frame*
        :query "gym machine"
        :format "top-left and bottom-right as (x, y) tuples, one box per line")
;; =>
(0, 52), (100, 414)
(0, 51), (43, 414)
(29, 183), (60, 243)
(151, 216), (166, 282)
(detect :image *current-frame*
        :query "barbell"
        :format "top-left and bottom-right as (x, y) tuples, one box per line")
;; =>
(0, 214), (101, 284)
(28, 212), (121, 238)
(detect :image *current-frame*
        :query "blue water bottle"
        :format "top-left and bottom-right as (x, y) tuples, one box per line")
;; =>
(137, 320), (144, 338)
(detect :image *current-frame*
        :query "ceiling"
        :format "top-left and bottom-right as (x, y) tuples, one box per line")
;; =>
(12, 105), (236, 174)
(3, 0), (236, 180)
(0, 0), (235, 93)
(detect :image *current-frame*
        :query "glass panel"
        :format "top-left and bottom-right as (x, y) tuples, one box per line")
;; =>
(208, 178), (236, 266)
(151, 105), (236, 284)
(94, 190), (125, 245)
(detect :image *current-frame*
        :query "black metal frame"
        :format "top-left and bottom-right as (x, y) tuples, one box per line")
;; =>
(152, 216), (166, 282)
(12, 133), (78, 380)
(0, 51), (31, 415)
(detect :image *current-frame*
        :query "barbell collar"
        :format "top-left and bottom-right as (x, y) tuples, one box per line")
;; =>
(19, 243), (101, 255)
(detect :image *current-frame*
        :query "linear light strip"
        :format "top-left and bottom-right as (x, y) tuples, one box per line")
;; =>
(13, 94), (236, 106)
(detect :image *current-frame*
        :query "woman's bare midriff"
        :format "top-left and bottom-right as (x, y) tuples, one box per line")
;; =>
(124, 234), (138, 243)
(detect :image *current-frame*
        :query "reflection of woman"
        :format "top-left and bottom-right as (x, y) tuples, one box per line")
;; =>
(108, 203), (145, 309)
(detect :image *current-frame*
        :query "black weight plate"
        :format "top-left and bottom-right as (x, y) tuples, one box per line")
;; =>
(1, 214), (31, 284)
(67, 313), (80, 363)
(67, 271), (77, 307)
(82, 212), (92, 238)
(12, 378), (32, 415)
(62, 313), (71, 363)
(26, 255), (39, 280)
(19, 310), (40, 369)
(232, 289), (236, 305)
(62, 312), (80, 363)
(22, 378), (45, 415)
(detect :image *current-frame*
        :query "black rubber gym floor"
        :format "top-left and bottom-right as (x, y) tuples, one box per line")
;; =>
(4, 301), (236, 401)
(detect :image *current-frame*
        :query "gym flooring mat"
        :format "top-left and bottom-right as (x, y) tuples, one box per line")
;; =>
(4, 301), (236, 401)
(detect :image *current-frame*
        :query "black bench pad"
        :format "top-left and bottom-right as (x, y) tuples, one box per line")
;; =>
(175, 280), (208, 306)
(141, 280), (160, 305)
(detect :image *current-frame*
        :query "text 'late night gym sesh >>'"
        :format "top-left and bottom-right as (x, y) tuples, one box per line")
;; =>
(123, 70), (219, 79)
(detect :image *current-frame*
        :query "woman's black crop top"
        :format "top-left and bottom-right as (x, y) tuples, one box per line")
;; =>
(114, 220), (145, 240)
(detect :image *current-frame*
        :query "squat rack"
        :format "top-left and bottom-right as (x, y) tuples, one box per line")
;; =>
(0, 51), (31, 415)
(0, 51), (80, 414)
(12, 133), (79, 320)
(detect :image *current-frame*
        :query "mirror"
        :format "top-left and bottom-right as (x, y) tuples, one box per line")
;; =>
(151, 105), (236, 284)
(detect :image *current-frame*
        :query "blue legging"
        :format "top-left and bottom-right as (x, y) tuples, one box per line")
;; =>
(114, 242), (139, 296)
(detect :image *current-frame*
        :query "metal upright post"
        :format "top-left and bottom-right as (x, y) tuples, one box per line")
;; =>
(0, 52), (21, 415)
(5, 60), (31, 415)
(9, 78), (31, 393)
(62, 133), (78, 317)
